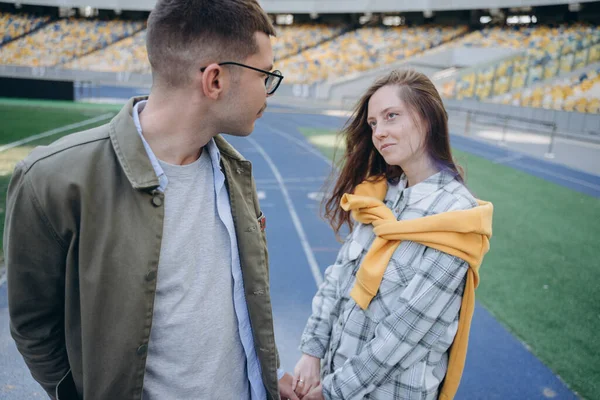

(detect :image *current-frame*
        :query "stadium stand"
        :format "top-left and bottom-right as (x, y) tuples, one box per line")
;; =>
(276, 25), (469, 83)
(273, 24), (346, 61)
(63, 29), (149, 73)
(442, 24), (600, 105)
(493, 64), (600, 113)
(63, 23), (346, 73)
(0, 11), (51, 45)
(0, 17), (144, 67)
(0, 5), (597, 116)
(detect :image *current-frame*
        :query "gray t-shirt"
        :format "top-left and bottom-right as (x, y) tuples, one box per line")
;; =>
(142, 149), (250, 399)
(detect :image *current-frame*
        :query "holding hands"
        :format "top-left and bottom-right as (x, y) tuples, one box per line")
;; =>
(292, 354), (323, 399)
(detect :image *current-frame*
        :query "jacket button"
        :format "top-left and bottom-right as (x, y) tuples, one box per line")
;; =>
(145, 270), (157, 281)
(152, 196), (162, 207)
(137, 344), (148, 356)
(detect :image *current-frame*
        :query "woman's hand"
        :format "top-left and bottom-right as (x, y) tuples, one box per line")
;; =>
(303, 383), (325, 400)
(293, 354), (321, 398)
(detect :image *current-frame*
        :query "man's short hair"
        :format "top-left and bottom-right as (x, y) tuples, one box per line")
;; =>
(146, 0), (276, 88)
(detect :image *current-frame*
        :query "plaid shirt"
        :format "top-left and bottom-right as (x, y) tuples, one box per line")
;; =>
(300, 171), (478, 400)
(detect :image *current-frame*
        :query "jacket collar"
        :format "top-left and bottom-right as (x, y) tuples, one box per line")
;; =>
(109, 97), (159, 191)
(109, 97), (248, 191)
(214, 134), (247, 163)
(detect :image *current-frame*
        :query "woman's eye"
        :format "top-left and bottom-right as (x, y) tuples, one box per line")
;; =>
(387, 113), (398, 119)
(368, 121), (376, 128)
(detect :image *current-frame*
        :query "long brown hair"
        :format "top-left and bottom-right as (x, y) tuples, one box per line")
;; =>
(324, 69), (464, 236)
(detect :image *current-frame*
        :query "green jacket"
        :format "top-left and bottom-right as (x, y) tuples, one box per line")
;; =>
(4, 98), (280, 400)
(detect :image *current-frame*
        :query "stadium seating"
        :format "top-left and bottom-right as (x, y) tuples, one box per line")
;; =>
(56, 24), (466, 82)
(0, 17), (144, 67)
(64, 30), (149, 73)
(494, 65), (600, 113)
(0, 11), (50, 45)
(277, 25), (468, 83)
(63, 23), (346, 73)
(443, 24), (600, 102)
(273, 24), (346, 61)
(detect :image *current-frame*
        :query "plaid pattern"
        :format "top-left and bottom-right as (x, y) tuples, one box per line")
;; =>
(300, 171), (478, 399)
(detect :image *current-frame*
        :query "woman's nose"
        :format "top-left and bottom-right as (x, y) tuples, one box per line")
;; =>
(374, 125), (388, 138)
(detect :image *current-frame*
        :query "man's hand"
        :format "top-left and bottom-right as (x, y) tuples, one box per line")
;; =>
(279, 372), (300, 400)
(303, 383), (324, 400)
(293, 353), (321, 398)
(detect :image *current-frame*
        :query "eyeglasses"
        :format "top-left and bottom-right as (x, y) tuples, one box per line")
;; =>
(200, 61), (284, 95)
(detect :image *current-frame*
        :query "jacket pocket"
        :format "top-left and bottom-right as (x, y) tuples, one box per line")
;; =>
(55, 369), (78, 400)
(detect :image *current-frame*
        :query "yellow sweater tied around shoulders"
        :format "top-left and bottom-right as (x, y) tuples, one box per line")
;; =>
(340, 177), (493, 400)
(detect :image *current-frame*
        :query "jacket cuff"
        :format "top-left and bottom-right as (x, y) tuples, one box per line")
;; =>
(299, 335), (328, 359)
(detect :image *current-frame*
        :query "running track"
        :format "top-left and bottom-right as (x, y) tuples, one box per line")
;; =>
(0, 108), (592, 399)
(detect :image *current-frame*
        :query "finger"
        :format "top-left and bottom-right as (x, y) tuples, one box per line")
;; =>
(289, 391), (301, 400)
(298, 384), (311, 398)
(293, 377), (302, 390)
(304, 382), (319, 397)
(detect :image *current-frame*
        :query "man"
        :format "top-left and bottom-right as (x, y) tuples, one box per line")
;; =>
(4, 0), (299, 399)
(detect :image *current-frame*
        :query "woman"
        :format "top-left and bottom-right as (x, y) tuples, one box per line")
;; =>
(292, 69), (493, 400)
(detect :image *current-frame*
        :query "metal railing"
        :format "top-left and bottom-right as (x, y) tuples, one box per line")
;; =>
(446, 106), (559, 158)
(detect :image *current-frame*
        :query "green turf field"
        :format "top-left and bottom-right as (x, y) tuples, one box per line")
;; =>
(299, 127), (600, 400)
(0, 99), (121, 259)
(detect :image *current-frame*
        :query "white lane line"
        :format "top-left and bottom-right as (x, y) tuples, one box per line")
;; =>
(259, 185), (322, 192)
(511, 160), (600, 191)
(462, 146), (600, 192)
(255, 176), (329, 184)
(0, 112), (114, 153)
(492, 154), (524, 165)
(266, 125), (333, 167)
(247, 137), (323, 287)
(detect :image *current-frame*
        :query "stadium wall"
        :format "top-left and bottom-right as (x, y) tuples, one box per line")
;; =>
(444, 98), (600, 141)
(0, 76), (74, 100)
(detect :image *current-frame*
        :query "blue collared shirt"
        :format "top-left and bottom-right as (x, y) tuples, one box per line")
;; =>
(132, 101), (277, 399)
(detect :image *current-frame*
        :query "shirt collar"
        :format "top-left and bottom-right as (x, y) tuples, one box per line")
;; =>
(132, 100), (167, 191)
(132, 100), (223, 191)
(393, 169), (457, 206)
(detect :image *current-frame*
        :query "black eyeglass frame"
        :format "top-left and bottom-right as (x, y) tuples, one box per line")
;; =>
(200, 61), (284, 95)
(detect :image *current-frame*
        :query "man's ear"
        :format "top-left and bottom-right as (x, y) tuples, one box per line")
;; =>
(201, 64), (225, 99)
